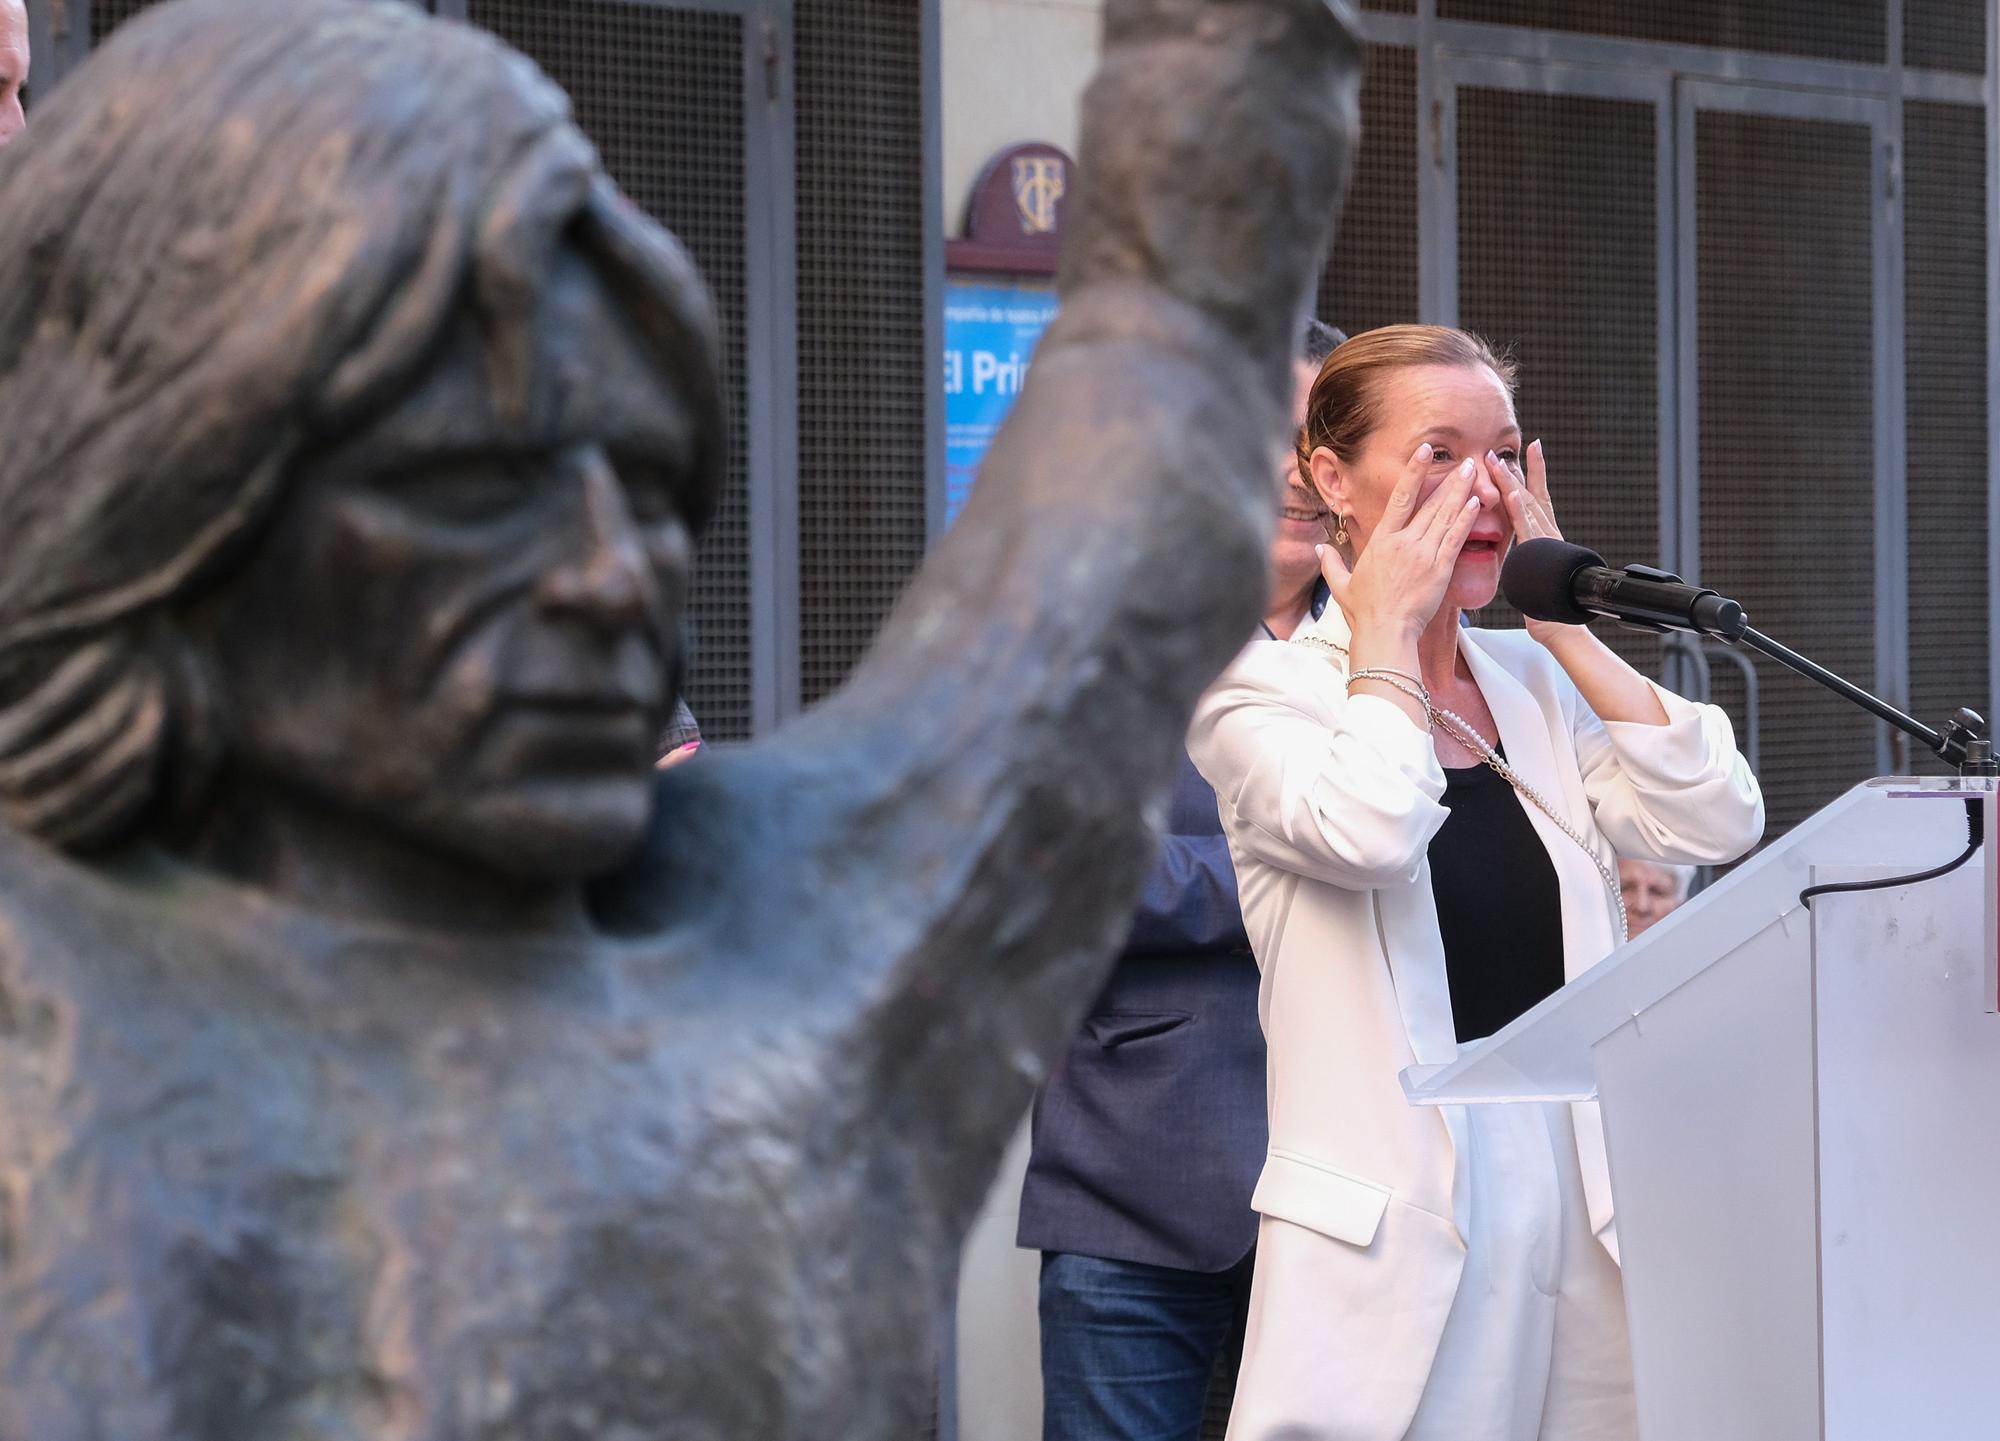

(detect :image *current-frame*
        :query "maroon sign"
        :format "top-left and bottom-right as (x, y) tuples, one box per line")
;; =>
(946, 142), (1075, 276)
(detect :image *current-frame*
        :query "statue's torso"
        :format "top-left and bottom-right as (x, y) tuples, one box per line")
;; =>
(0, 837), (942, 1440)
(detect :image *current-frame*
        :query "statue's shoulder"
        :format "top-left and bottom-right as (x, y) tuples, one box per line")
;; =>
(0, 829), (317, 1089)
(0, 825), (145, 976)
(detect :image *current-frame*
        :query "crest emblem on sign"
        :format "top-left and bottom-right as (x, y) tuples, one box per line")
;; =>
(1012, 156), (1067, 236)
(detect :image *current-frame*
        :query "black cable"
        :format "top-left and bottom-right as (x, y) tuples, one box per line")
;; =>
(1799, 797), (1985, 910)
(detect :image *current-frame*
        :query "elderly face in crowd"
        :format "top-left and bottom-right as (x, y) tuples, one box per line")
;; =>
(0, 0), (28, 148)
(1619, 856), (1693, 937)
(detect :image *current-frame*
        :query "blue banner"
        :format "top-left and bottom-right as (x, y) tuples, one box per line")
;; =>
(943, 279), (1060, 525)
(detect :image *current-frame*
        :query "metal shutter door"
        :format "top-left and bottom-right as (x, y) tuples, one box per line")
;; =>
(1318, 46), (1418, 336)
(1694, 109), (1876, 834)
(88, 0), (155, 41)
(1904, 0), (1988, 75)
(1457, 87), (1662, 680)
(1903, 100), (1990, 769)
(1435, 0), (1886, 64)
(793, 0), (931, 708)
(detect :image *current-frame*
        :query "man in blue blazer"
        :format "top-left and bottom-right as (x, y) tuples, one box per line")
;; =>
(1019, 320), (1343, 1441)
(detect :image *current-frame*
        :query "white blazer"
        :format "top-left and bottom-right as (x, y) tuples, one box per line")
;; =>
(1187, 604), (1764, 1437)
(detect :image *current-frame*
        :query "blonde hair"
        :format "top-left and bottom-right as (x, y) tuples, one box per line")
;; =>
(1294, 324), (1517, 481)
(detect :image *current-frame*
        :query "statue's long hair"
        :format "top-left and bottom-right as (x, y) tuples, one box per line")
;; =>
(0, 0), (725, 850)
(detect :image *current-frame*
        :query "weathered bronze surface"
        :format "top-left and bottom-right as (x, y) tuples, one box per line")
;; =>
(0, 0), (1359, 1434)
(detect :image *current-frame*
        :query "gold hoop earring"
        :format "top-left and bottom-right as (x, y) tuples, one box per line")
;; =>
(1333, 515), (1349, 548)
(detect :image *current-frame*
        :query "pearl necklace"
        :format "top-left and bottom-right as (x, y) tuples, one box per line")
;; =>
(1298, 633), (1630, 945)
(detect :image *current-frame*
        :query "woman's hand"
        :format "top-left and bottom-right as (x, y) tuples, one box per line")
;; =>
(1312, 445), (1479, 736)
(1490, 440), (1671, 725)
(1493, 437), (1561, 543)
(1489, 438), (1573, 647)
(1320, 443), (1481, 646)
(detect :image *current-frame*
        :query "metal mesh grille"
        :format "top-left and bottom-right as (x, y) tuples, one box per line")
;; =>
(1361, 0), (1416, 14)
(466, 0), (754, 740)
(1457, 89), (1660, 682)
(1695, 111), (1876, 834)
(1437, 0), (1886, 64)
(1318, 46), (1417, 335)
(89, 0), (160, 42)
(1904, 100), (1990, 772)
(794, 0), (931, 707)
(1905, 0), (1988, 74)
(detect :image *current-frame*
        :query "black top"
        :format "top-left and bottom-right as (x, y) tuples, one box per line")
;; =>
(1429, 758), (1566, 1043)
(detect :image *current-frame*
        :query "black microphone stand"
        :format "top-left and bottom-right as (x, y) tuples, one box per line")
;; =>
(1722, 627), (1995, 908)
(1732, 625), (1998, 778)
(1601, 558), (1994, 778)
(1607, 562), (1995, 907)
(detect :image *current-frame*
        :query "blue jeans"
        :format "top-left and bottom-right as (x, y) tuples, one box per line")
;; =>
(1039, 1250), (1255, 1441)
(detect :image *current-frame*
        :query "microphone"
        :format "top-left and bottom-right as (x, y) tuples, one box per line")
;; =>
(1502, 541), (1998, 780)
(1500, 538), (1748, 641)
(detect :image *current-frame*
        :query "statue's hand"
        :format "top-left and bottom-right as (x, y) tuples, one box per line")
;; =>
(1063, 0), (1363, 372)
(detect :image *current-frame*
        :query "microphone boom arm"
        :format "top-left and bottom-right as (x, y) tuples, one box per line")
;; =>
(1499, 538), (1993, 774)
(1736, 626), (1943, 753)
(1732, 625), (1994, 773)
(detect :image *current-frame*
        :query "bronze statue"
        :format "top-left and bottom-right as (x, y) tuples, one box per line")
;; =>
(0, 0), (1359, 1434)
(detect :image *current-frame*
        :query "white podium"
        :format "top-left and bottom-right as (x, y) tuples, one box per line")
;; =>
(1403, 779), (2000, 1441)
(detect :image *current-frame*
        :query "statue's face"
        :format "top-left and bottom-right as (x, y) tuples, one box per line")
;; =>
(200, 244), (698, 881)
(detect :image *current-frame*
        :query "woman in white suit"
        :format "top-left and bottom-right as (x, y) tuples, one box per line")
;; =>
(1188, 325), (1763, 1441)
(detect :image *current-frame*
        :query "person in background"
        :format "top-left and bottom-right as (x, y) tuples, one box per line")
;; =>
(1018, 317), (1344, 1441)
(1618, 856), (1694, 937)
(0, 0), (28, 149)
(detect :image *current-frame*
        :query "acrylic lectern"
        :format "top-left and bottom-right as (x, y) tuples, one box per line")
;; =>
(1403, 779), (2000, 1441)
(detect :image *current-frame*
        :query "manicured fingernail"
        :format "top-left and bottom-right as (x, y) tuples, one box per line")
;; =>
(1416, 443), (1433, 461)
(1314, 544), (1327, 558)
(1459, 459), (1476, 477)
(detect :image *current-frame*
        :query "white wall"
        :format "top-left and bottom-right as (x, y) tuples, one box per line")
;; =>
(941, 0), (1105, 232)
(956, 1114), (1042, 1441)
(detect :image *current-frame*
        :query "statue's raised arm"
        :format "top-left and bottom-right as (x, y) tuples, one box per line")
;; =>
(629, 0), (1363, 1226)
